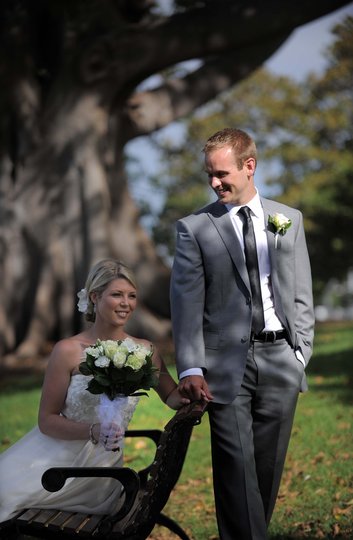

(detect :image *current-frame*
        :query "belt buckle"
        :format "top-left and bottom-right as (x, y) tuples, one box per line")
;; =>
(265, 331), (276, 343)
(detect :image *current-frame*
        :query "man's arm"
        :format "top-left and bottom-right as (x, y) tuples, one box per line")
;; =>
(170, 220), (207, 374)
(170, 219), (214, 402)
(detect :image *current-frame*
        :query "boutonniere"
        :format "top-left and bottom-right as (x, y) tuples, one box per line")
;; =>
(268, 213), (292, 249)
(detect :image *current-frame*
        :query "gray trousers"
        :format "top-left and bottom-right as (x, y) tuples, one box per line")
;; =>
(208, 338), (304, 540)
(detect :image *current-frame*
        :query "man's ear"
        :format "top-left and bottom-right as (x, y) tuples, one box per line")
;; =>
(244, 157), (256, 175)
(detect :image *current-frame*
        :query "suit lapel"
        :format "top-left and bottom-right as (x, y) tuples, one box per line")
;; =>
(207, 203), (251, 293)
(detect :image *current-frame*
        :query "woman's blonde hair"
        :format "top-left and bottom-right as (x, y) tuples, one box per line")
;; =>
(84, 259), (137, 322)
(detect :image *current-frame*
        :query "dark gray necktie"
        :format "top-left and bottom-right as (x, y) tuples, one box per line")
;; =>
(238, 206), (265, 334)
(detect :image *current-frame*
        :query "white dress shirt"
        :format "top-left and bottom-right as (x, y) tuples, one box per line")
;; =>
(227, 192), (283, 332)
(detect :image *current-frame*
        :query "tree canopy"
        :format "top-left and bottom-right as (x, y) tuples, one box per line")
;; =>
(149, 15), (353, 301)
(0, 0), (350, 362)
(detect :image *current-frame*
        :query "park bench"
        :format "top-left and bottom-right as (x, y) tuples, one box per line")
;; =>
(1, 401), (207, 540)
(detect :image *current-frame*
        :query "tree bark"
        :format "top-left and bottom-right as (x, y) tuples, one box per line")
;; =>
(0, 0), (350, 363)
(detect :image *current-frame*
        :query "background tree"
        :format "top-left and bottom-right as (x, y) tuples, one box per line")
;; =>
(0, 0), (349, 363)
(150, 15), (353, 301)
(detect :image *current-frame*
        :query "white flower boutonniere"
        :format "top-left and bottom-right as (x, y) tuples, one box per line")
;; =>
(268, 213), (292, 249)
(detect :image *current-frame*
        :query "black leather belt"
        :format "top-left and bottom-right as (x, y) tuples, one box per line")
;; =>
(251, 330), (287, 343)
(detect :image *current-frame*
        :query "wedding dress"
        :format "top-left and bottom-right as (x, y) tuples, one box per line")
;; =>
(0, 374), (139, 523)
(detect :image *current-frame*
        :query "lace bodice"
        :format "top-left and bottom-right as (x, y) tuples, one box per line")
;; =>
(61, 374), (100, 423)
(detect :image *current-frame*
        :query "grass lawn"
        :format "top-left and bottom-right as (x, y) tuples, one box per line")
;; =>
(1, 320), (352, 539)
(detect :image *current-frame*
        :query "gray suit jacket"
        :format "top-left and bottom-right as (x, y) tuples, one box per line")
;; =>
(170, 197), (315, 404)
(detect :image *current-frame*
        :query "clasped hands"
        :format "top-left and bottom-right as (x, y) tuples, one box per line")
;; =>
(178, 375), (213, 403)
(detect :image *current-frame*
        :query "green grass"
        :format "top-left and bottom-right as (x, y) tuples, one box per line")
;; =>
(1, 321), (353, 539)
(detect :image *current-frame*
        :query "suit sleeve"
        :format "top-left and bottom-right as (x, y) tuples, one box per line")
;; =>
(294, 211), (315, 365)
(170, 219), (207, 376)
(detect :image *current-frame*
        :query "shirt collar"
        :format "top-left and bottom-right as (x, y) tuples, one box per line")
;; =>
(225, 190), (262, 218)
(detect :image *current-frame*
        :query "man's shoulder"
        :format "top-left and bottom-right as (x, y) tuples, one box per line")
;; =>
(179, 201), (225, 223)
(261, 197), (302, 219)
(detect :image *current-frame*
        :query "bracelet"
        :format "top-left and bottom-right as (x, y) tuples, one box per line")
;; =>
(89, 423), (98, 445)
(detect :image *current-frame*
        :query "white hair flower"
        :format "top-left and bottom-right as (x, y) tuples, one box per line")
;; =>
(77, 288), (89, 313)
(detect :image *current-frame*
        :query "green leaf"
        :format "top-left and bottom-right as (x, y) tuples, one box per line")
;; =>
(87, 379), (104, 395)
(94, 373), (111, 387)
(79, 362), (92, 376)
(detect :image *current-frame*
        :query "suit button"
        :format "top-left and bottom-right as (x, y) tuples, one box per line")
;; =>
(241, 336), (248, 343)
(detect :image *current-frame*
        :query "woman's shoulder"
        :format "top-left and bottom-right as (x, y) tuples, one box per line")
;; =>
(126, 335), (154, 351)
(48, 335), (88, 373)
(51, 335), (86, 356)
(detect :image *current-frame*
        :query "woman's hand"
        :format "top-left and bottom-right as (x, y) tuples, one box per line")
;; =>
(93, 422), (124, 451)
(165, 388), (191, 410)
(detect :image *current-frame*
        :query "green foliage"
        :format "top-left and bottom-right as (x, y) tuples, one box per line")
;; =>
(151, 16), (353, 301)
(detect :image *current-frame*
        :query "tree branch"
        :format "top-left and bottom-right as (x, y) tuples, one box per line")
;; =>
(122, 33), (289, 138)
(113, 0), (351, 88)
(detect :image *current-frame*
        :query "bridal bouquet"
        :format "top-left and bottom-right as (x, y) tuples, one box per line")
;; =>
(79, 337), (159, 400)
(79, 338), (159, 440)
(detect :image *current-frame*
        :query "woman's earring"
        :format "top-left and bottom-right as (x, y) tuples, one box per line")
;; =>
(93, 304), (96, 313)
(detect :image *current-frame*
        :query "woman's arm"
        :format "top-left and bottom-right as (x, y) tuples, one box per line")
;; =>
(38, 339), (92, 441)
(151, 346), (190, 410)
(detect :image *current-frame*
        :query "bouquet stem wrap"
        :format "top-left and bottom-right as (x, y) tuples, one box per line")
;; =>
(97, 393), (140, 449)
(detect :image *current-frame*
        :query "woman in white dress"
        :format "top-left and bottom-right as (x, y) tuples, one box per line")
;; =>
(0, 258), (188, 523)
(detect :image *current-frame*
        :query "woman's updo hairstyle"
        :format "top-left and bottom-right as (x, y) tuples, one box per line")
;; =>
(84, 259), (137, 322)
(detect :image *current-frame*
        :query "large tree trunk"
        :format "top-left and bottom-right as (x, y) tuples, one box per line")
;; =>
(1, 89), (170, 361)
(0, 0), (349, 364)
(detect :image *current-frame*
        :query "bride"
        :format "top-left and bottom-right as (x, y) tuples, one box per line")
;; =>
(0, 258), (189, 523)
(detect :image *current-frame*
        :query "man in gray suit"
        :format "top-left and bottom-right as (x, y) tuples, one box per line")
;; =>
(170, 128), (314, 540)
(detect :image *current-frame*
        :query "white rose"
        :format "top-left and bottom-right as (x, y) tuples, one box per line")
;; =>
(125, 353), (144, 371)
(94, 355), (111, 368)
(268, 213), (292, 236)
(102, 340), (119, 360)
(112, 351), (127, 368)
(273, 213), (290, 228)
(85, 346), (101, 358)
(133, 348), (148, 363)
(122, 337), (137, 352)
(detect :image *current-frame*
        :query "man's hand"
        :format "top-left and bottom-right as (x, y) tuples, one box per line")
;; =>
(178, 375), (213, 402)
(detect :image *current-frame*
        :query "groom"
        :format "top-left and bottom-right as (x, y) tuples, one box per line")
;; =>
(170, 127), (314, 540)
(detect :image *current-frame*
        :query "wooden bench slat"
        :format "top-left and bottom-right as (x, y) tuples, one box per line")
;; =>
(47, 510), (76, 529)
(18, 508), (59, 526)
(56, 512), (93, 533)
(16, 507), (42, 523)
(77, 514), (104, 535)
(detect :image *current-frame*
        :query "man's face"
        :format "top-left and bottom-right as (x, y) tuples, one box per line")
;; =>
(204, 145), (256, 206)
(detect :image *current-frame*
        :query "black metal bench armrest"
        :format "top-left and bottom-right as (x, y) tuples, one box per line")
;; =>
(125, 429), (162, 446)
(41, 466), (140, 522)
